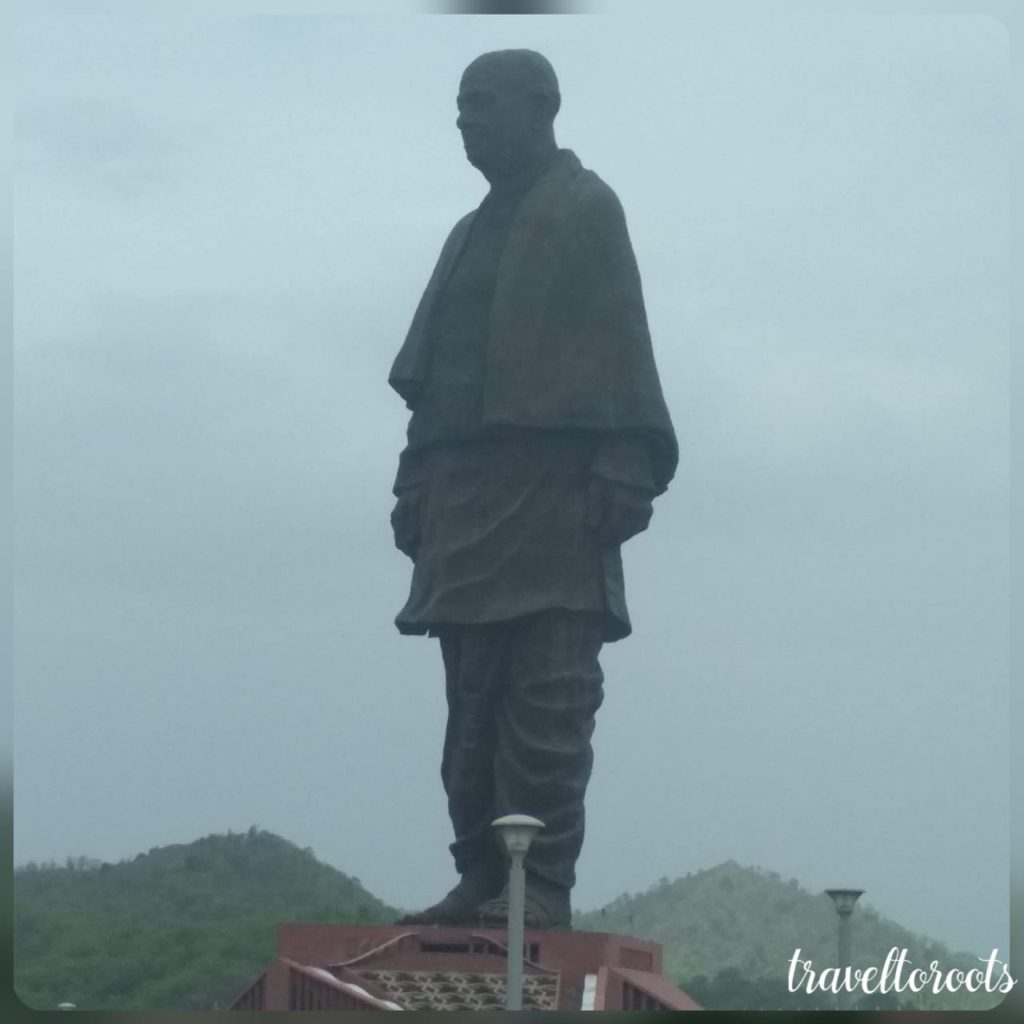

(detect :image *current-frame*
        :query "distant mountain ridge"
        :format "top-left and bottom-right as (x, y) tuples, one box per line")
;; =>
(13, 831), (1000, 1011)
(574, 860), (1000, 1011)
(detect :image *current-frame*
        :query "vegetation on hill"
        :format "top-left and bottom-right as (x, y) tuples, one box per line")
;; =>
(15, 835), (1001, 1013)
(574, 861), (1000, 1012)
(13, 828), (396, 1012)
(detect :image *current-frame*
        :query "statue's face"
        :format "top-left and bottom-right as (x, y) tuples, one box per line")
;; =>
(456, 60), (542, 177)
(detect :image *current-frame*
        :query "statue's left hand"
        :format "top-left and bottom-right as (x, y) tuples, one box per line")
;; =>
(391, 488), (422, 559)
(586, 476), (654, 546)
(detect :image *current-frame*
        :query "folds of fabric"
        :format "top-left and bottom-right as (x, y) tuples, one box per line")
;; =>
(438, 611), (605, 891)
(389, 148), (677, 493)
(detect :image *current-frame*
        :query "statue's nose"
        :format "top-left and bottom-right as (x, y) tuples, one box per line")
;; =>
(457, 107), (487, 132)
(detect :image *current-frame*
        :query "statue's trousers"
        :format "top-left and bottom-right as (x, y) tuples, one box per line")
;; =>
(438, 610), (605, 891)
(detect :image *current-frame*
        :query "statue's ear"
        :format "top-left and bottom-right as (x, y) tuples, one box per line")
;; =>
(531, 91), (559, 126)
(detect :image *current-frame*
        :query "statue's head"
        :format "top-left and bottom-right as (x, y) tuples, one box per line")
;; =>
(456, 49), (560, 179)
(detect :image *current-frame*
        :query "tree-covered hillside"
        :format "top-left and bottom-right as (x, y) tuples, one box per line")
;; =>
(574, 861), (1000, 1012)
(13, 828), (396, 1012)
(15, 835), (1002, 1013)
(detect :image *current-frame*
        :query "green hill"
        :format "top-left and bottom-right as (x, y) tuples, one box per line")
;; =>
(574, 861), (1000, 1011)
(13, 828), (397, 1012)
(15, 835), (1002, 1012)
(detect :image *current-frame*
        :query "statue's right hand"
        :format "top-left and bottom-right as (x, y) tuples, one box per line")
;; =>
(586, 475), (655, 547)
(390, 489), (422, 560)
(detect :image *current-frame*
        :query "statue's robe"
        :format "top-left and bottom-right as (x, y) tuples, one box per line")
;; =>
(390, 148), (677, 643)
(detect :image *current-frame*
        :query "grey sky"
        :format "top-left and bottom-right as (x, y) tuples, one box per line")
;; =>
(13, 7), (1009, 959)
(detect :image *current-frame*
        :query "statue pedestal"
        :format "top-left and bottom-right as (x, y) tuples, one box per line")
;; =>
(229, 922), (701, 1011)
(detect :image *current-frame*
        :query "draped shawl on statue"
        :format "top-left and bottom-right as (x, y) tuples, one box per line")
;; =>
(388, 149), (678, 493)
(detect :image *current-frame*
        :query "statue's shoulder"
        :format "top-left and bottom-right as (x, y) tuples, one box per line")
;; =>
(445, 208), (477, 243)
(429, 208), (477, 265)
(555, 154), (626, 224)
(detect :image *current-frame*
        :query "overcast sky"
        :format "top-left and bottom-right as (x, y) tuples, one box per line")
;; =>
(13, 4), (1009, 960)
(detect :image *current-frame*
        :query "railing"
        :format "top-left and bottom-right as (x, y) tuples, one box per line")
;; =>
(621, 979), (674, 1011)
(232, 974), (264, 1011)
(288, 966), (395, 1011)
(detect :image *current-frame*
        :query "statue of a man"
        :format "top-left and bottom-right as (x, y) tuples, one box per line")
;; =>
(388, 49), (677, 929)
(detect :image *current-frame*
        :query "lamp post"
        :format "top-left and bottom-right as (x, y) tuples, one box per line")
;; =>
(825, 888), (864, 1011)
(492, 814), (545, 1011)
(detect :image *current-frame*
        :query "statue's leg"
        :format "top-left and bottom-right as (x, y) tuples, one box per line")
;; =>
(440, 625), (507, 878)
(481, 610), (605, 927)
(398, 624), (507, 925)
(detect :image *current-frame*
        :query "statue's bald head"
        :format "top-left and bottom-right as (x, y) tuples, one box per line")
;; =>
(460, 49), (561, 121)
(456, 49), (561, 180)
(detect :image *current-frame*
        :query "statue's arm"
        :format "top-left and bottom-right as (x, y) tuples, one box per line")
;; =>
(587, 435), (659, 546)
(390, 447), (425, 560)
(571, 177), (678, 502)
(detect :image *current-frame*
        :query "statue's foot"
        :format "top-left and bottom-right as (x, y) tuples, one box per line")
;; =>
(475, 875), (571, 930)
(397, 864), (504, 926)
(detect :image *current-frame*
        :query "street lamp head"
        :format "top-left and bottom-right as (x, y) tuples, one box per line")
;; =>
(491, 814), (545, 856)
(825, 888), (865, 916)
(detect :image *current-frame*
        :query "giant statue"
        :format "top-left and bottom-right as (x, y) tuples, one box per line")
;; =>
(388, 49), (677, 929)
